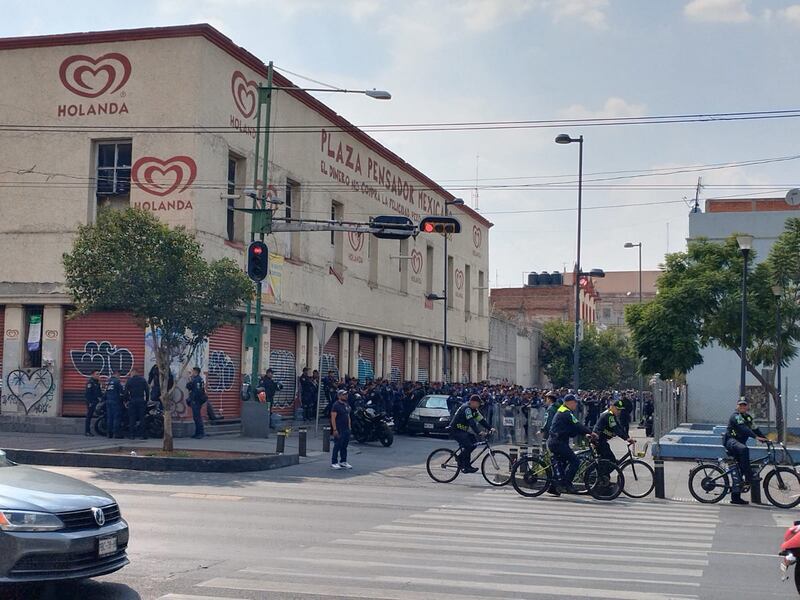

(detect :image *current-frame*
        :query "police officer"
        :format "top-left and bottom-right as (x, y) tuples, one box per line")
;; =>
(547, 394), (596, 495)
(125, 367), (150, 439)
(84, 370), (102, 437)
(186, 367), (207, 439)
(540, 391), (561, 440)
(593, 399), (634, 465)
(724, 398), (768, 505)
(448, 394), (494, 473)
(104, 370), (125, 439)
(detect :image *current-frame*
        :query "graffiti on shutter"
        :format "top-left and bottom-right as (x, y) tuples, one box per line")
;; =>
(322, 330), (339, 379)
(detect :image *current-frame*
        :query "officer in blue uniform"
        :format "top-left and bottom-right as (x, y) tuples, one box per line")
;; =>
(540, 391), (562, 440)
(84, 370), (102, 437)
(547, 394), (596, 495)
(724, 398), (768, 505)
(449, 394), (494, 472)
(104, 370), (125, 439)
(187, 367), (207, 439)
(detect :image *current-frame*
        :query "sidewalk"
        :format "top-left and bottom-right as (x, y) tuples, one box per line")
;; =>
(0, 420), (330, 459)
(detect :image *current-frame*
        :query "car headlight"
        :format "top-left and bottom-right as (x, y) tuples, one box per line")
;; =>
(409, 414), (420, 421)
(0, 510), (64, 532)
(439, 417), (450, 422)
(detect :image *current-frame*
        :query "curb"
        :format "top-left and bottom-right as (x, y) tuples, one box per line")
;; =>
(2, 448), (299, 473)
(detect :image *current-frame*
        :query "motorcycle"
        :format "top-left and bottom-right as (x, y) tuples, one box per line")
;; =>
(351, 399), (394, 447)
(780, 521), (800, 593)
(93, 399), (165, 439)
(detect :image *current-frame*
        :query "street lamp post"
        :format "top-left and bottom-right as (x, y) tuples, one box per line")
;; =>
(736, 234), (754, 400)
(772, 284), (783, 439)
(625, 241), (643, 407)
(556, 133), (584, 391)
(442, 198), (464, 383)
(248, 61), (390, 412)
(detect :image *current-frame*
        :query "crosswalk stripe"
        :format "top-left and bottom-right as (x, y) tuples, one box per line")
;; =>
(426, 507), (718, 529)
(465, 497), (720, 518)
(199, 572), (699, 600)
(301, 546), (706, 575)
(352, 531), (713, 558)
(372, 524), (714, 549)
(332, 538), (711, 566)
(445, 503), (719, 524)
(255, 556), (702, 587)
(396, 514), (715, 541)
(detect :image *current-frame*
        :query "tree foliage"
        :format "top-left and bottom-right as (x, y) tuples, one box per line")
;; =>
(626, 220), (800, 439)
(540, 319), (638, 389)
(63, 208), (253, 450)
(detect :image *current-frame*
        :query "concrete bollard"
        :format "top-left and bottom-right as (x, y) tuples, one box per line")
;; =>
(322, 427), (331, 453)
(519, 445), (528, 459)
(509, 447), (518, 466)
(276, 430), (286, 454)
(750, 472), (762, 504)
(654, 459), (666, 499)
(298, 428), (307, 457)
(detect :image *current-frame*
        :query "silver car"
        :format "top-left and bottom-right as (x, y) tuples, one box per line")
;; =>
(0, 450), (129, 583)
(407, 394), (453, 435)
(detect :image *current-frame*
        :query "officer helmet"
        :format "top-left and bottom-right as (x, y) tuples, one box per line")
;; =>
(563, 394), (578, 404)
(737, 398), (748, 406)
(613, 399), (625, 410)
(468, 394), (482, 405)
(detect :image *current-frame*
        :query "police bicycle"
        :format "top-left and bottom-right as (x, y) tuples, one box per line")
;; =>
(426, 432), (512, 487)
(688, 440), (800, 508)
(510, 440), (625, 500)
(617, 441), (655, 499)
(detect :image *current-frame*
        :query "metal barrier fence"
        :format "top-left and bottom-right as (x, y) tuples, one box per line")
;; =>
(489, 403), (546, 447)
(651, 379), (687, 442)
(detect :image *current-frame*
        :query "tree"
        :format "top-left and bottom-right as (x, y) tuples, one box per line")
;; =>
(540, 319), (637, 389)
(626, 223), (800, 440)
(63, 208), (253, 451)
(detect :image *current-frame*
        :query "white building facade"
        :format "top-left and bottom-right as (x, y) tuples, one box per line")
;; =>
(0, 25), (491, 423)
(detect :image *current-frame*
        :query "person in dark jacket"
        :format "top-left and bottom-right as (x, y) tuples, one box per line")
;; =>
(260, 369), (283, 405)
(84, 370), (102, 436)
(186, 367), (206, 439)
(723, 398), (768, 505)
(547, 394), (596, 495)
(125, 367), (150, 439)
(448, 395), (494, 472)
(104, 370), (125, 439)
(299, 367), (317, 421)
(148, 364), (174, 410)
(540, 392), (561, 440)
(593, 399), (634, 465)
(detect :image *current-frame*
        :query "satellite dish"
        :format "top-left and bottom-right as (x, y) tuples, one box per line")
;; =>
(786, 188), (800, 206)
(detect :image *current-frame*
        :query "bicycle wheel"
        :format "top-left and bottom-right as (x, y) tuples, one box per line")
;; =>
(511, 456), (551, 498)
(584, 460), (625, 501)
(573, 455), (593, 495)
(619, 459), (656, 498)
(763, 467), (800, 509)
(426, 448), (460, 483)
(481, 450), (512, 487)
(688, 463), (729, 504)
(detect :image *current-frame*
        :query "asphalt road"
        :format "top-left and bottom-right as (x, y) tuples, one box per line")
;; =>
(1, 434), (796, 600)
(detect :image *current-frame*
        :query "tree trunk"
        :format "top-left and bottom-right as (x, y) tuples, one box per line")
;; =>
(744, 360), (785, 442)
(149, 323), (174, 452)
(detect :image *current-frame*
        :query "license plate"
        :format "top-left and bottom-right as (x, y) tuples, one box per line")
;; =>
(424, 423), (434, 430)
(98, 535), (117, 558)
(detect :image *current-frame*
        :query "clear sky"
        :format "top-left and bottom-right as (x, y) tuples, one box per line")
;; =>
(4, 0), (799, 287)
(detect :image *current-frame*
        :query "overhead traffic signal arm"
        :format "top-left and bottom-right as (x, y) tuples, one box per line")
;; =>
(419, 216), (461, 235)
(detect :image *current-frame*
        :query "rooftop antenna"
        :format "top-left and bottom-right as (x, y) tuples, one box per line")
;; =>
(471, 154), (480, 210)
(692, 177), (702, 213)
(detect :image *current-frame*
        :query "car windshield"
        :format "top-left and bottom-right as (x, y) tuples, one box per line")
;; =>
(420, 396), (448, 409)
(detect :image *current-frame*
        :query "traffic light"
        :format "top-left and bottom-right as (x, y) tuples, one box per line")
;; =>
(247, 241), (269, 281)
(419, 216), (461, 235)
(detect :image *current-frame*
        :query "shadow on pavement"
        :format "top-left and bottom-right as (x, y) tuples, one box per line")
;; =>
(0, 580), (140, 600)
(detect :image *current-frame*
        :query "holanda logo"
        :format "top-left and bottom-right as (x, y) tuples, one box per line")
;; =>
(472, 225), (482, 248)
(59, 53), (132, 98)
(455, 268), (464, 290)
(348, 231), (365, 252)
(131, 156), (197, 197)
(410, 249), (423, 274)
(231, 71), (258, 118)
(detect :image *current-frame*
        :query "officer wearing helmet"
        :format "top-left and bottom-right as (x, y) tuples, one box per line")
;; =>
(723, 398), (768, 505)
(448, 394), (494, 473)
(593, 399), (635, 466)
(547, 393), (596, 495)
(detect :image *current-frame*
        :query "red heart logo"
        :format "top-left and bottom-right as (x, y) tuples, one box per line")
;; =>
(231, 71), (259, 118)
(59, 53), (131, 98)
(348, 231), (364, 252)
(410, 249), (423, 274)
(455, 269), (464, 290)
(131, 156), (197, 197)
(472, 225), (482, 248)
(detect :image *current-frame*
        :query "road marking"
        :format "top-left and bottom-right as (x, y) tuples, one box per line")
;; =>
(333, 538), (710, 566)
(199, 572), (699, 600)
(398, 514), (716, 540)
(373, 524), (714, 549)
(253, 556), (701, 587)
(170, 493), (243, 501)
(465, 497), (720, 518)
(445, 502), (719, 523)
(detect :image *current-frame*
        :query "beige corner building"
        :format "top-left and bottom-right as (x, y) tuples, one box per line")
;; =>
(0, 24), (491, 426)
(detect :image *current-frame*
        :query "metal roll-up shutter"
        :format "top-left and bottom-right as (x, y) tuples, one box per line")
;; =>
(358, 334), (376, 383)
(417, 343), (431, 383)
(62, 312), (144, 417)
(207, 322), (242, 419)
(322, 330), (340, 378)
(390, 339), (405, 383)
(461, 350), (470, 383)
(269, 320), (296, 414)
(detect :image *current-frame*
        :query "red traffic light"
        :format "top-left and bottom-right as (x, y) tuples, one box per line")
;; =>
(247, 241), (269, 281)
(419, 216), (461, 235)
(423, 222), (435, 233)
(252, 246), (264, 255)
